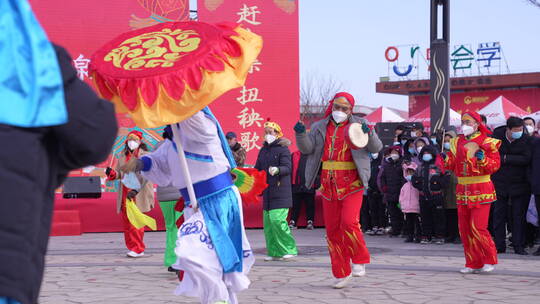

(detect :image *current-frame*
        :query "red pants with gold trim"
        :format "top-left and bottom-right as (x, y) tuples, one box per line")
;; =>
(458, 204), (497, 269)
(120, 193), (145, 254)
(322, 190), (370, 278)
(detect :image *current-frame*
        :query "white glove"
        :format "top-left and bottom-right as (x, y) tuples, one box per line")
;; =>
(268, 166), (280, 176)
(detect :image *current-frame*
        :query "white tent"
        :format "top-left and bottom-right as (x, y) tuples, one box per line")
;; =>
(478, 96), (529, 128)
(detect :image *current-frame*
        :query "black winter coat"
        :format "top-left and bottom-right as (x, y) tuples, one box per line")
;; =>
(491, 127), (532, 196)
(255, 138), (293, 210)
(368, 156), (382, 195)
(0, 46), (118, 304)
(531, 137), (540, 195)
(412, 145), (446, 201)
(378, 158), (405, 203)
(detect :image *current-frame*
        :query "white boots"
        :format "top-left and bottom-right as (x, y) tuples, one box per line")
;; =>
(332, 264), (366, 289)
(460, 264), (495, 274)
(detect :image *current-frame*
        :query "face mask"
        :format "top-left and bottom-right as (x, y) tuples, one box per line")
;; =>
(401, 140), (407, 145)
(511, 131), (523, 139)
(393, 141), (400, 146)
(265, 134), (277, 144)
(416, 146), (424, 154)
(443, 142), (451, 150)
(408, 148), (416, 155)
(422, 154), (433, 162)
(405, 175), (412, 182)
(332, 110), (348, 123)
(390, 154), (399, 161)
(462, 124), (474, 136)
(430, 138), (437, 144)
(127, 140), (140, 151)
(371, 153), (379, 159)
(526, 125), (535, 134)
(411, 133), (418, 138)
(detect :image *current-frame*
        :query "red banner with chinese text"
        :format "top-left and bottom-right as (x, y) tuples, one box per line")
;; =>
(197, 0), (300, 164)
(30, 0), (190, 191)
(410, 88), (540, 117)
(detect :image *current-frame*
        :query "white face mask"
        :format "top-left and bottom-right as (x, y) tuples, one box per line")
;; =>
(462, 125), (474, 136)
(371, 153), (379, 159)
(127, 140), (140, 151)
(332, 111), (348, 123)
(265, 134), (277, 144)
(390, 154), (399, 161)
(526, 125), (535, 134)
(416, 146), (424, 154)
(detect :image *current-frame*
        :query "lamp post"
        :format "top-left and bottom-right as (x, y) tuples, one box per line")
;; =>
(430, 0), (450, 134)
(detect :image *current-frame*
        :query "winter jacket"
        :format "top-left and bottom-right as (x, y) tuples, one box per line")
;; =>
(491, 126), (532, 196)
(296, 115), (383, 189)
(255, 137), (293, 210)
(399, 162), (420, 213)
(0, 45), (117, 304)
(231, 142), (247, 167)
(291, 151), (320, 194)
(152, 141), (181, 202)
(531, 137), (540, 195)
(368, 155), (382, 195)
(378, 148), (405, 203)
(412, 145), (446, 201)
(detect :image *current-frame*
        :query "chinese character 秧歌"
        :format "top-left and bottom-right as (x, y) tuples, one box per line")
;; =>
(236, 4), (261, 25)
(239, 131), (261, 152)
(236, 86), (263, 105)
(73, 54), (91, 81)
(450, 45), (474, 71)
(476, 42), (501, 68)
(237, 107), (264, 128)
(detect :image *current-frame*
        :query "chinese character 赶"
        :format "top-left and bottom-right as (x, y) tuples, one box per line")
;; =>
(237, 107), (264, 128)
(451, 45), (474, 71)
(236, 4), (261, 25)
(476, 42), (501, 68)
(236, 86), (263, 105)
(239, 131), (261, 152)
(73, 54), (91, 81)
(249, 59), (262, 74)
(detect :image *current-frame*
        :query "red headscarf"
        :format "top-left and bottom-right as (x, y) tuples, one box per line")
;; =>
(462, 111), (492, 135)
(125, 130), (143, 143)
(324, 92), (356, 117)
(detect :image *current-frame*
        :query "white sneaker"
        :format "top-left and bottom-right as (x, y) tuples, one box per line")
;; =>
(282, 254), (296, 260)
(264, 256), (278, 261)
(126, 251), (144, 258)
(480, 264), (495, 273)
(459, 267), (480, 274)
(333, 274), (352, 289)
(352, 264), (366, 277)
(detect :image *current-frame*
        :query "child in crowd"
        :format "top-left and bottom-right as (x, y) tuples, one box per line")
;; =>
(400, 162), (421, 243)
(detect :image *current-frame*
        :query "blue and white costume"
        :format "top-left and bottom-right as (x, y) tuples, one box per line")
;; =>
(139, 109), (254, 304)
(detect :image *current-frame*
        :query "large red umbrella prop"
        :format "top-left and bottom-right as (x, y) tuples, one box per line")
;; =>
(90, 21), (262, 208)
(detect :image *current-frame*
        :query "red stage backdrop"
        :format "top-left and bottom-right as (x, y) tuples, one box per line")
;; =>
(410, 88), (540, 117)
(197, 0), (300, 164)
(30, 0), (298, 192)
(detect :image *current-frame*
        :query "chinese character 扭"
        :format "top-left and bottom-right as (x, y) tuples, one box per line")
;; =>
(236, 86), (263, 105)
(73, 54), (91, 81)
(236, 4), (261, 25)
(237, 107), (263, 128)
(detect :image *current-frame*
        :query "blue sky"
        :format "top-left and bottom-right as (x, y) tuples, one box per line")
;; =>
(299, 0), (540, 110)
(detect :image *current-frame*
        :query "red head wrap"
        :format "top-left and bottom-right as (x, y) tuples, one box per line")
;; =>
(462, 111), (492, 135)
(126, 130), (143, 143)
(324, 92), (356, 117)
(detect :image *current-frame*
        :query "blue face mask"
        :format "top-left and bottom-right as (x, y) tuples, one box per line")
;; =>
(430, 138), (437, 144)
(401, 140), (407, 145)
(405, 175), (412, 181)
(408, 148), (416, 155)
(511, 131), (523, 139)
(422, 154), (433, 162)
(443, 142), (451, 150)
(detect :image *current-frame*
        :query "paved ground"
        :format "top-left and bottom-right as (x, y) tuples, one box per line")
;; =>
(41, 228), (540, 304)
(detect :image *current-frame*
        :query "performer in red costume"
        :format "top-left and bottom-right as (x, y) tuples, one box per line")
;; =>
(443, 111), (501, 274)
(294, 92), (383, 288)
(106, 130), (155, 258)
